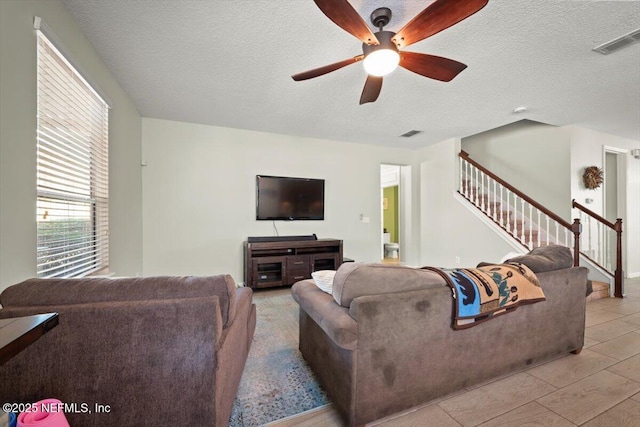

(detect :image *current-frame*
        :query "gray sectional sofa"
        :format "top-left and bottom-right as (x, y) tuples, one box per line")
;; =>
(292, 245), (588, 426)
(0, 275), (255, 426)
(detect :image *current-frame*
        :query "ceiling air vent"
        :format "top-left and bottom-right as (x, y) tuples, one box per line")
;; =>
(593, 28), (640, 54)
(400, 130), (422, 137)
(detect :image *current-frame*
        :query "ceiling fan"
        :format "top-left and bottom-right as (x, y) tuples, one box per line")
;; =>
(292, 0), (489, 104)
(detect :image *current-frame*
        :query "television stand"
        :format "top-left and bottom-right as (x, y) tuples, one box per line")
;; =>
(244, 238), (343, 289)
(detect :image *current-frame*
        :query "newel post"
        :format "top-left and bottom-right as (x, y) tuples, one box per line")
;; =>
(571, 219), (581, 267)
(614, 218), (624, 298)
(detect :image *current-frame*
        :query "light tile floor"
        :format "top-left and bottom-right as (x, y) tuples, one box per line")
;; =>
(270, 277), (640, 426)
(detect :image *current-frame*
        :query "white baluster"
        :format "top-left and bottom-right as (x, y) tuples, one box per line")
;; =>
(462, 160), (466, 195)
(474, 166), (479, 206)
(597, 222), (602, 266)
(580, 213), (593, 258)
(459, 156), (463, 194)
(477, 170), (482, 208)
(555, 222), (559, 243)
(604, 228), (612, 271)
(499, 185), (504, 225)
(466, 161), (470, 198)
(464, 160), (469, 197)
(480, 171), (486, 212)
(493, 179), (497, 220)
(546, 216), (550, 244)
(520, 198), (525, 242)
(537, 209), (541, 247)
(528, 204), (533, 247)
(511, 195), (517, 236)
(587, 214), (591, 255)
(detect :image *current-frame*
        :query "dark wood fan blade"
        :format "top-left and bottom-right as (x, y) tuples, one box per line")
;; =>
(359, 75), (383, 104)
(393, 0), (489, 48)
(292, 55), (364, 81)
(399, 51), (467, 82)
(313, 0), (379, 45)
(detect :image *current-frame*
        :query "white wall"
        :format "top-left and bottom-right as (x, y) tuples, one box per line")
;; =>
(142, 118), (636, 281)
(141, 118), (415, 283)
(461, 120), (572, 219)
(0, 0), (143, 292)
(415, 138), (516, 267)
(569, 126), (640, 278)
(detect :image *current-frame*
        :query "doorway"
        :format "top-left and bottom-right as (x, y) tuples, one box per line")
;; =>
(603, 147), (627, 275)
(380, 164), (411, 263)
(604, 152), (619, 223)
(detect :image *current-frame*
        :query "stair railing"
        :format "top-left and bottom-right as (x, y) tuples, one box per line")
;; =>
(572, 199), (624, 297)
(458, 151), (581, 267)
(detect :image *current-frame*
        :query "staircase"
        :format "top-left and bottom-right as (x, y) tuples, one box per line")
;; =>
(457, 151), (624, 299)
(587, 281), (611, 302)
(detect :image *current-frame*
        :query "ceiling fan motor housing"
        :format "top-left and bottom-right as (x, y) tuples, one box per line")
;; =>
(362, 30), (399, 56)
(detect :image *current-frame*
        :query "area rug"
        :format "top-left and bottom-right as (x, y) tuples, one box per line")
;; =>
(228, 289), (329, 426)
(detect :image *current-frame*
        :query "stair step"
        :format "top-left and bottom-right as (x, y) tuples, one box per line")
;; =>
(587, 281), (610, 301)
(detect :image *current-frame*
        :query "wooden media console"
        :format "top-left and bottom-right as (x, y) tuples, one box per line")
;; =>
(244, 237), (343, 289)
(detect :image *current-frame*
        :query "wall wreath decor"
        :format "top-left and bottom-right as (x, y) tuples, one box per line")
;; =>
(582, 166), (603, 189)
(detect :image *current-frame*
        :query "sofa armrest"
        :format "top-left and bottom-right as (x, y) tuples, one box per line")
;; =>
(0, 296), (222, 427)
(214, 286), (256, 425)
(224, 286), (252, 329)
(292, 280), (358, 350)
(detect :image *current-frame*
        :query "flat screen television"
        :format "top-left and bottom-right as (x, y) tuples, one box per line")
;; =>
(256, 175), (325, 221)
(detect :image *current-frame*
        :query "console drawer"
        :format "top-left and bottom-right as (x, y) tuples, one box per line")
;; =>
(286, 256), (311, 284)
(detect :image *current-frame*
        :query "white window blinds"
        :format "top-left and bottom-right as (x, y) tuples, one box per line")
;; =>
(36, 30), (109, 278)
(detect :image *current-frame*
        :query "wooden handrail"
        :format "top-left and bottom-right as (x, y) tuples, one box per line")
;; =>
(460, 151), (623, 297)
(459, 151), (574, 230)
(572, 199), (624, 297)
(572, 199), (616, 229)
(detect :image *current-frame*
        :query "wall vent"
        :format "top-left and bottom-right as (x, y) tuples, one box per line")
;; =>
(400, 129), (422, 137)
(593, 28), (640, 55)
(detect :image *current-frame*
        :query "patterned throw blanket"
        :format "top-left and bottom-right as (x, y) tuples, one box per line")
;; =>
(422, 263), (546, 329)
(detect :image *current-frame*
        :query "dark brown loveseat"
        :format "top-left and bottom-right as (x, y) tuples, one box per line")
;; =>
(292, 245), (588, 426)
(0, 275), (255, 426)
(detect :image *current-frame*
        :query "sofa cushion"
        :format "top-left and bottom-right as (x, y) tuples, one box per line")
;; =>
(505, 245), (574, 273)
(332, 263), (446, 308)
(0, 275), (238, 327)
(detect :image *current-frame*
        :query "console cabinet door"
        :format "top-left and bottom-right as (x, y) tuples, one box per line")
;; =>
(252, 256), (285, 288)
(311, 253), (340, 272)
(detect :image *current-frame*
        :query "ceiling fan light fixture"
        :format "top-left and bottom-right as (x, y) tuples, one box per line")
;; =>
(363, 49), (400, 76)
(362, 30), (400, 77)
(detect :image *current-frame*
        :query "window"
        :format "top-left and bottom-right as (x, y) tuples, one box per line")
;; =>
(36, 30), (109, 278)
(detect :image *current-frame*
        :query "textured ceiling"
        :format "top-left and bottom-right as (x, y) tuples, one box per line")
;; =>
(61, 0), (640, 149)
